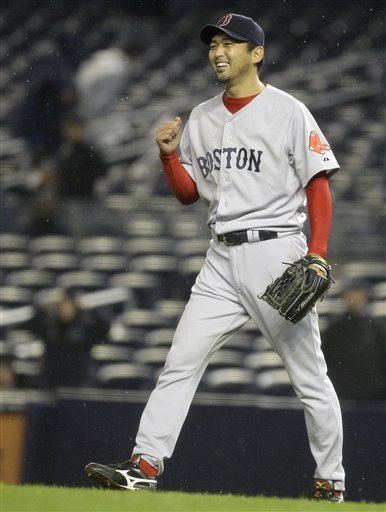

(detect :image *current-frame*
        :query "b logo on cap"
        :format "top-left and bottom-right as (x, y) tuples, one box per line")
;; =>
(218, 14), (232, 27)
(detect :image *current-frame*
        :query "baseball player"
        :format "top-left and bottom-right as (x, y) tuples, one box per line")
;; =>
(86, 13), (345, 502)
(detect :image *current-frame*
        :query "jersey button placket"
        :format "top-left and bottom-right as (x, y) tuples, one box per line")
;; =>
(218, 123), (231, 231)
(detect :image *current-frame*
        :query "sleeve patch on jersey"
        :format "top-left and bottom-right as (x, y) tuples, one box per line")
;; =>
(308, 130), (330, 155)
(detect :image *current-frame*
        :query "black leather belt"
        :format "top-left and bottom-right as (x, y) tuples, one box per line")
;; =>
(217, 230), (278, 246)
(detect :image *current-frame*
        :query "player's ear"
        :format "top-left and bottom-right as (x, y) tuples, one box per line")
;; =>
(252, 46), (264, 65)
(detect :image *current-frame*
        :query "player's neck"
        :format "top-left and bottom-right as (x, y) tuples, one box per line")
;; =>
(225, 76), (265, 98)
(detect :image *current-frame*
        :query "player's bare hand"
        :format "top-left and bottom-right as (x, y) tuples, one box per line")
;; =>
(156, 117), (182, 155)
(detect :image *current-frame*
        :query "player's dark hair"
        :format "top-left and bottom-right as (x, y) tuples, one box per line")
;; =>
(247, 42), (264, 74)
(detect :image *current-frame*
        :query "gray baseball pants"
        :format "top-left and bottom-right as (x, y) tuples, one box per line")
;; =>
(133, 232), (345, 490)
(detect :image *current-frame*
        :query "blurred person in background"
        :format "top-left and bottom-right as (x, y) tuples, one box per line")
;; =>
(14, 115), (106, 236)
(55, 115), (106, 199)
(74, 43), (138, 122)
(322, 281), (386, 400)
(0, 357), (16, 390)
(14, 40), (75, 164)
(34, 291), (109, 389)
(27, 187), (69, 237)
(73, 15), (151, 123)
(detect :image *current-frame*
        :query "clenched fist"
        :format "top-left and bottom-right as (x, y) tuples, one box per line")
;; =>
(156, 117), (182, 155)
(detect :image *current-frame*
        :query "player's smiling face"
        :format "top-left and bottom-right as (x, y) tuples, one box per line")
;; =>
(208, 33), (258, 84)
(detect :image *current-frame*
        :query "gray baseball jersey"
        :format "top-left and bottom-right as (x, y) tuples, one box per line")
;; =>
(179, 84), (339, 234)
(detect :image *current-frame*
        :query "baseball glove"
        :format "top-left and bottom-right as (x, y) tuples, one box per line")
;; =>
(259, 254), (333, 324)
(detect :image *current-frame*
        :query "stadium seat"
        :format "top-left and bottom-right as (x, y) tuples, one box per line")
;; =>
(109, 272), (162, 308)
(121, 308), (169, 329)
(0, 252), (30, 274)
(79, 287), (133, 315)
(125, 214), (166, 238)
(31, 253), (79, 273)
(203, 367), (256, 394)
(11, 359), (43, 389)
(144, 328), (174, 347)
(367, 300), (386, 318)
(371, 281), (386, 300)
(240, 319), (261, 336)
(103, 194), (142, 213)
(93, 362), (154, 389)
(78, 236), (124, 256)
(251, 335), (273, 352)
(316, 298), (346, 316)
(81, 255), (129, 274)
(13, 339), (45, 361)
(6, 269), (56, 290)
(145, 196), (181, 215)
(124, 237), (174, 258)
(132, 347), (169, 370)
(244, 351), (285, 372)
(0, 286), (33, 308)
(6, 329), (36, 344)
(255, 369), (294, 396)
(175, 238), (210, 258)
(207, 349), (244, 369)
(34, 287), (65, 308)
(153, 299), (186, 326)
(129, 255), (179, 299)
(29, 236), (76, 254)
(57, 271), (107, 292)
(108, 322), (147, 349)
(341, 262), (386, 283)
(0, 305), (35, 331)
(90, 344), (132, 364)
(169, 216), (207, 239)
(0, 233), (29, 252)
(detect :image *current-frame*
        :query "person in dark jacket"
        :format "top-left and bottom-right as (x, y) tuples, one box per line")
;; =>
(56, 116), (106, 198)
(322, 281), (386, 400)
(14, 41), (74, 162)
(36, 291), (109, 388)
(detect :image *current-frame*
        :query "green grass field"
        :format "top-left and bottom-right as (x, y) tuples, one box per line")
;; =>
(2, 484), (385, 512)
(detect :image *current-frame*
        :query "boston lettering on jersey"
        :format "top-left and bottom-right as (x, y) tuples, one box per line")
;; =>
(197, 146), (263, 178)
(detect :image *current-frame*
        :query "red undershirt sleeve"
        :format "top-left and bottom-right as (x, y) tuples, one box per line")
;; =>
(160, 152), (199, 205)
(305, 173), (332, 259)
